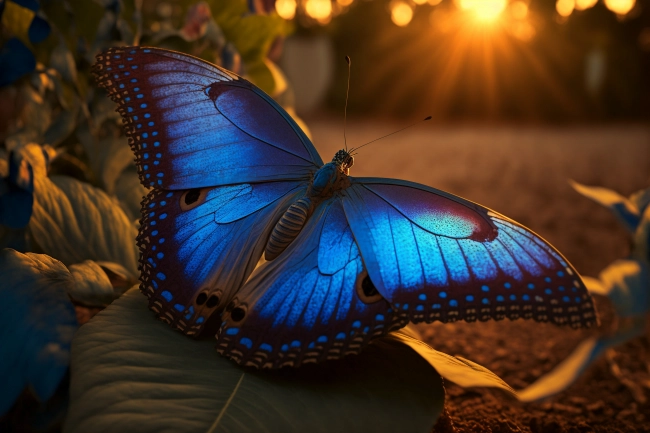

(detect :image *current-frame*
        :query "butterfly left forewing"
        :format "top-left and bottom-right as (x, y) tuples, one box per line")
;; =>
(216, 198), (408, 368)
(92, 46), (322, 190)
(342, 178), (597, 328)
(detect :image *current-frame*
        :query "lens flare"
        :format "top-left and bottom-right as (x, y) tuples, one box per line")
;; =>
(556, 0), (575, 17)
(575, 0), (597, 10)
(457, 0), (507, 22)
(391, 1), (413, 26)
(275, 0), (297, 19)
(604, 0), (635, 16)
(305, 0), (332, 20)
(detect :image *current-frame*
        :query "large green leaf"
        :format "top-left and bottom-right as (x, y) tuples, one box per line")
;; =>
(22, 144), (138, 276)
(64, 289), (445, 433)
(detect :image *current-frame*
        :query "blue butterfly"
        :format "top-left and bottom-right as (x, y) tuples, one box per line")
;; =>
(93, 47), (596, 369)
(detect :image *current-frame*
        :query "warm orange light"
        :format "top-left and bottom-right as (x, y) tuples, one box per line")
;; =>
(512, 21), (535, 41)
(457, 0), (507, 22)
(556, 0), (575, 17)
(305, 0), (332, 20)
(275, 0), (296, 19)
(510, 1), (528, 19)
(575, 0), (597, 10)
(391, 1), (413, 26)
(604, 0), (635, 15)
(428, 0), (443, 4)
(336, 0), (354, 6)
(413, 0), (428, 5)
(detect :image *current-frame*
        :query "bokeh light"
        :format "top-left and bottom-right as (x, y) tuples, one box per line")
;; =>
(456, 0), (508, 22)
(556, 0), (575, 17)
(336, 0), (354, 6)
(391, 1), (413, 27)
(305, 0), (332, 20)
(413, 0), (428, 5)
(574, 0), (597, 11)
(510, 1), (528, 20)
(603, 0), (636, 16)
(428, 0), (443, 4)
(275, 0), (297, 20)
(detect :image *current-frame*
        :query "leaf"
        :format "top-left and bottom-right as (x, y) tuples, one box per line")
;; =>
(50, 41), (78, 84)
(386, 330), (517, 398)
(113, 165), (147, 221)
(0, 249), (77, 416)
(26, 145), (138, 276)
(517, 319), (646, 402)
(1, 1), (36, 47)
(67, 260), (118, 307)
(0, 150), (34, 229)
(64, 289), (445, 433)
(570, 180), (641, 233)
(0, 38), (36, 87)
(596, 259), (650, 317)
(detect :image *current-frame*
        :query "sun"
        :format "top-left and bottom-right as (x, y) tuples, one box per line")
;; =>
(456, 0), (508, 23)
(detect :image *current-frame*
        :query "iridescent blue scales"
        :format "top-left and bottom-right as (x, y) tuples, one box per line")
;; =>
(93, 46), (597, 369)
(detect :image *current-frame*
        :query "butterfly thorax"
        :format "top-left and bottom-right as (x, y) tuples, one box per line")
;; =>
(264, 152), (352, 261)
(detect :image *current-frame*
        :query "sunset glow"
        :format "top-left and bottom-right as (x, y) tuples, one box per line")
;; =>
(457, 0), (508, 22)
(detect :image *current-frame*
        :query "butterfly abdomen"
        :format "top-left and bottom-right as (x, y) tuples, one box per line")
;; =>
(265, 197), (313, 260)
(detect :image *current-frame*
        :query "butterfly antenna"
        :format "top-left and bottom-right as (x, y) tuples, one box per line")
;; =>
(344, 55), (351, 152)
(349, 116), (432, 154)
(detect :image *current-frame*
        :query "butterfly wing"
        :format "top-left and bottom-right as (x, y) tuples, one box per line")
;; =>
(216, 198), (408, 368)
(138, 181), (306, 335)
(341, 178), (597, 328)
(92, 46), (323, 189)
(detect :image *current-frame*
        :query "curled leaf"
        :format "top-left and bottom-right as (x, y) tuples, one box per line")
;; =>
(68, 260), (117, 307)
(596, 259), (650, 318)
(570, 180), (641, 233)
(64, 289), (445, 433)
(0, 249), (77, 416)
(387, 329), (517, 398)
(517, 319), (646, 402)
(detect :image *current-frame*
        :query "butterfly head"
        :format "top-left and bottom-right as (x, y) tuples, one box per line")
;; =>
(332, 150), (354, 174)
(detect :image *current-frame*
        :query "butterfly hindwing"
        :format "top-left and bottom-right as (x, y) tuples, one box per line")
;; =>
(139, 181), (306, 335)
(93, 47), (322, 189)
(216, 199), (408, 368)
(342, 178), (597, 328)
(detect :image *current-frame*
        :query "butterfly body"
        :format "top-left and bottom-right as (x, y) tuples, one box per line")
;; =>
(93, 47), (597, 369)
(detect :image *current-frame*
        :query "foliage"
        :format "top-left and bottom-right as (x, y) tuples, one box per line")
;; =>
(518, 181), (650, 402)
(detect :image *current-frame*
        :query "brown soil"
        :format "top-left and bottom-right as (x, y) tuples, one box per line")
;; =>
(309, 118), (650, 433)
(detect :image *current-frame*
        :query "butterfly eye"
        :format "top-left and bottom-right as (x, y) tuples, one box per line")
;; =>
(355, 270), (383, 304)
(180, 188), (208, 211)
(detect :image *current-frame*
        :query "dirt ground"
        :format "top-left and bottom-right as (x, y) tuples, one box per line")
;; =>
(309, 117), (650, 433)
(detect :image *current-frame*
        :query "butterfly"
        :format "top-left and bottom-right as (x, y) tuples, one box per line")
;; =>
(93, 47), (597, 369)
